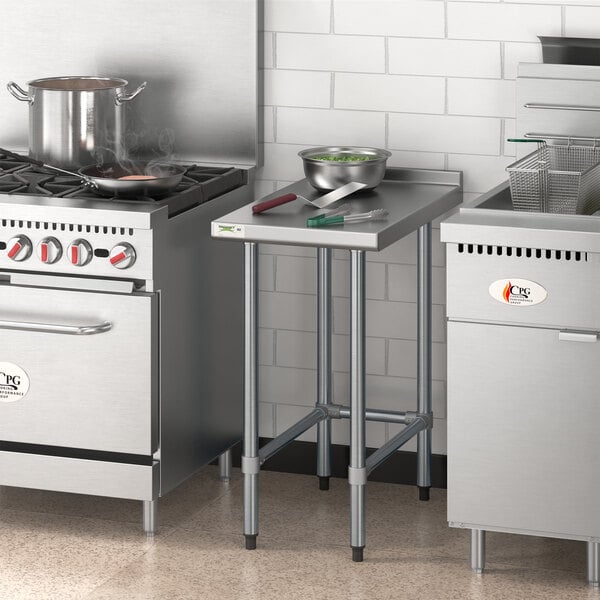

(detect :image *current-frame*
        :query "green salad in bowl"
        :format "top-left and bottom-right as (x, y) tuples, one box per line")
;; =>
(310, 154), (378, 162)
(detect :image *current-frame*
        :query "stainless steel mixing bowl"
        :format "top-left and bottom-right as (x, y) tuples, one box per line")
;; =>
(298, 146), (392, 191)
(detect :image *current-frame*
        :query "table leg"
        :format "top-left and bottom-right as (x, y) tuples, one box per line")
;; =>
(317, 247), (332, 491)
(417, 223), (432, 501)
(349, 249), (366, 562)
(242, 242), (259, 550)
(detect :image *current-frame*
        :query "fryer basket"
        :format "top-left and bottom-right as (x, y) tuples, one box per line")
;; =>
(507, 144), (600, 214)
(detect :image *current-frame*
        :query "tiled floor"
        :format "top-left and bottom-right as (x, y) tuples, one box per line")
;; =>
(0, 467), (596, 599)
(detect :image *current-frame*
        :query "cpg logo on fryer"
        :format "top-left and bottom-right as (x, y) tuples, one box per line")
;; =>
(489, 279), (548, 306)
(0, 362), (30, 402)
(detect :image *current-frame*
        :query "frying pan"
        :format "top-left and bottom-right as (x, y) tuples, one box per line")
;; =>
(0, 147), (187, 198)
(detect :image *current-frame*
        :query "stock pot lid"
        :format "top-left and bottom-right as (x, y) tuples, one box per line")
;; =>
(27, 77), (127, 91)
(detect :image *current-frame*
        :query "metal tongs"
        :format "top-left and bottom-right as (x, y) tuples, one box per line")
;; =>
(307, 208), (388, 228)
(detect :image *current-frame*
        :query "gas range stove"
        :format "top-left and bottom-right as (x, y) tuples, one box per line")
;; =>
(0, 0), (255, 538)
(0, 152), (248, 280)
(0, 145), (252, 527)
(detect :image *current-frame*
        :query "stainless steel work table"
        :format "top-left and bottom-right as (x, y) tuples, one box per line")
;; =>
(212, 167), (462, 561)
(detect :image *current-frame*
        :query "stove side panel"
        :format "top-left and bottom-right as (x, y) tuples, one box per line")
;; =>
(154, 184), (252, 495)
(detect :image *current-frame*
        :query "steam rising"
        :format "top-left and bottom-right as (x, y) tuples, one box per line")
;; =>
(92, 127), (177, 179)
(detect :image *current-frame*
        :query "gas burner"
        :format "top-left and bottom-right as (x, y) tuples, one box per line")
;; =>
(0, 172), (53, 195)
(13, 170), (56, 195)
(42, 176), (85, 195)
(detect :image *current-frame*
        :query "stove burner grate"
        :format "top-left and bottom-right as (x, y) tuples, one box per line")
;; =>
(0, 154), (245, 216)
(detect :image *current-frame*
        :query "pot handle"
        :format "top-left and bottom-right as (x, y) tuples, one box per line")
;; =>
(115, 81), (147, 105)
(6, 82), (33, 104)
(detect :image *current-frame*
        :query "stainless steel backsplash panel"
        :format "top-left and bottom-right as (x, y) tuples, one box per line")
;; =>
(0, 0), (259, 166)
(517, 62), (600, 147)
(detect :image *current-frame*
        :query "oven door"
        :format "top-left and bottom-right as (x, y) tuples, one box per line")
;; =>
(0, 282), (157, 456)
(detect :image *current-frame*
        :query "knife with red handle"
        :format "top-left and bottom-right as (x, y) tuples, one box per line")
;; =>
(252, 193), (298, 214)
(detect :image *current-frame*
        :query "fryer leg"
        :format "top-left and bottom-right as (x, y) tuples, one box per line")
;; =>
(143, 499), (157, 537)
(588, 541), (599, 587)
(219, 449), (232, 482)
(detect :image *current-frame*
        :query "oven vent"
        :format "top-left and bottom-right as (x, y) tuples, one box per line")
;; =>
(0, 219), (134, 236)
(456, 243), (588, 262)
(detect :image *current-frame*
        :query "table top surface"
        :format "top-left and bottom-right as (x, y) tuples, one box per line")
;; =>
(212, 167), (462, 251)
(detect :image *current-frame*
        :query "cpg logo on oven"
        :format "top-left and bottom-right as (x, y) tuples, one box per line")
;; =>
(0, 362), (30, 402)
(489, 278), (548, 306)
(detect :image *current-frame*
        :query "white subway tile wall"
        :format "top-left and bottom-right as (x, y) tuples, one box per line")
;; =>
(389, 39), (502, 78)
(256, 0), (600, 456)
(264, 70), (331, 108)
(277, 107), (386, 146)
(334, 73), (445, 114)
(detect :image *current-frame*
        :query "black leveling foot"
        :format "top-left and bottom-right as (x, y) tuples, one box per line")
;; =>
(352, 546), (364, 562)
(318, 476), (330, 491)
(245, 534), (257, 550)
(418, 486), (431, 501)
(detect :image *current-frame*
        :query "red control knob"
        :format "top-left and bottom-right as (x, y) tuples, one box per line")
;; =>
(67, 239), (92, 266)
(37, 237), (62, 264)
(109, 243), (136, 269)
(6, 235), (32, 262)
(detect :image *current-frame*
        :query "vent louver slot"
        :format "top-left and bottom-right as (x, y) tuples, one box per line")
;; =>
(0, 220), (134, 236)
(457, 243), (587, 262)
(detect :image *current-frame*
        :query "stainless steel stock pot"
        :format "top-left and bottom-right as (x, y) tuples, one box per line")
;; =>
(7, 76), (146, 169)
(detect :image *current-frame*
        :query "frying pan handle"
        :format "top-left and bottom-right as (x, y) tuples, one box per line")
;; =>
(6, 82), (33, 104)
(115, 81), (147, 105)
(0, 147), (44, 167)
(252, 193), (297, 214)
(47, 165), (97, 188)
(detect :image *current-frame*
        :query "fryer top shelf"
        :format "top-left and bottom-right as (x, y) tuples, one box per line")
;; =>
(442, 180), (600, 253)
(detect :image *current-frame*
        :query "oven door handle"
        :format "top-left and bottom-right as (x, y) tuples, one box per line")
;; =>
(0, 319), (112, 335)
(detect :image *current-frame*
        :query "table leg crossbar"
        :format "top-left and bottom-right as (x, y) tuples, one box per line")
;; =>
(259, 407), (328, 464)
(242, 223), (434, 560)
(365, 416), (430, 475)
(333, 405), (410, 424)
